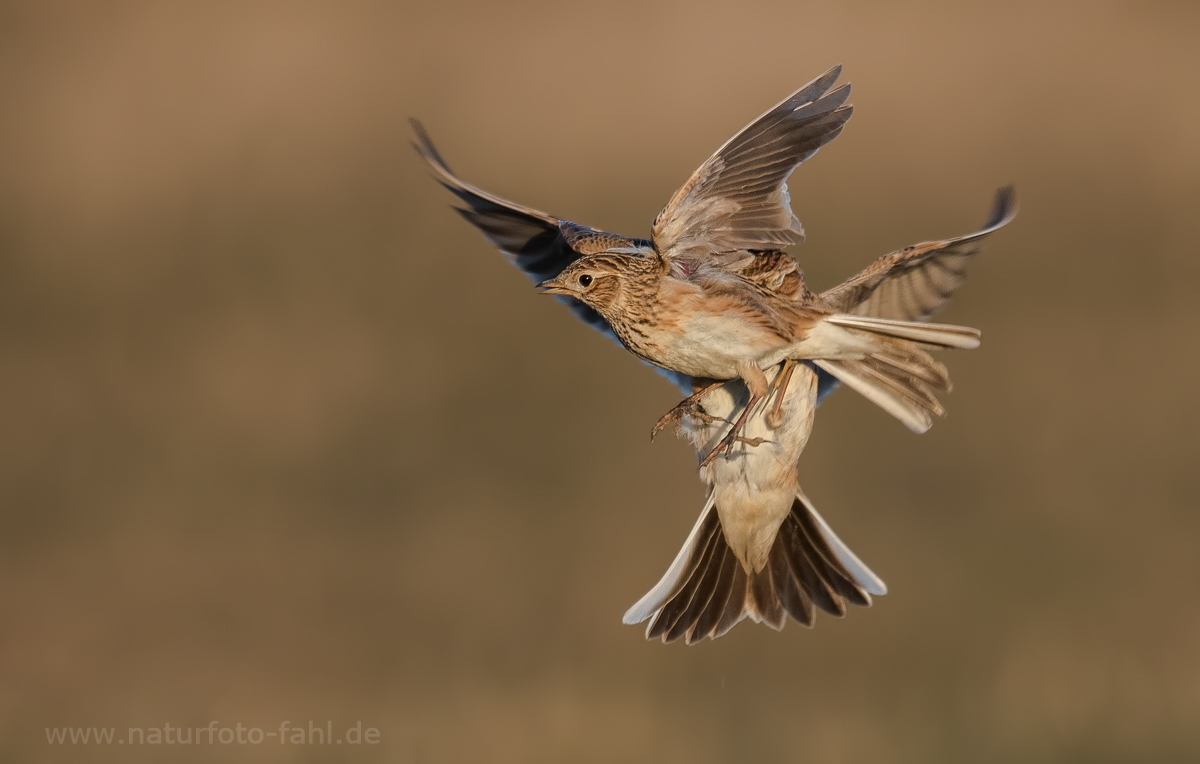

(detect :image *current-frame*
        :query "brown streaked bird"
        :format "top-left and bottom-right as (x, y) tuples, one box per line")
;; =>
(412, 65), (1015, 641)
(534, 67), (991, 456)
(625, 362), (888, 643)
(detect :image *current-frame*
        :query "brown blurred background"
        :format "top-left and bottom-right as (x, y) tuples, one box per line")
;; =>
(2, 1), (1198, 762)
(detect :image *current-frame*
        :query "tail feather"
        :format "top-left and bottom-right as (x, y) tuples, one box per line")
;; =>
(709, 557), (747, 639)
(789, 494), (874, 606)
(768, 539), (814, 625)
(641, 507), (723, 640)
(658, 528), (727, 642)
(689, 549), (739, 640)
(628, 493), (883, 644)
(799, 490), (887, 597)
(866, 358), (946, 413)
(779, 516), (847, 616)
(813, 316), (969, 432)
(750, 560), (787, 630)
(867, 341), (951, 391)
(814, 357), (942, 433)
(825, 314), (981, 349)
(625, 494), (719, 628)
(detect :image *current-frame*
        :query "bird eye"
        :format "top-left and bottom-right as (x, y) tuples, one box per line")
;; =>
(578, 274), (593, 288)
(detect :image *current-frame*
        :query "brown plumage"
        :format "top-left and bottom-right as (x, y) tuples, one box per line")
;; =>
(539, 249), (980, 439)
(626, 362), (887, 643)
(530, 67), (1001, 439)
(412, 66), (1015, 642)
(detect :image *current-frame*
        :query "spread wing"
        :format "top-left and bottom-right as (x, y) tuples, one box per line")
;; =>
(821, 187), (1017, 319)
(651, 66), (852, 263)
(411, 119), (652, 334)
(412, 120), (692, 391)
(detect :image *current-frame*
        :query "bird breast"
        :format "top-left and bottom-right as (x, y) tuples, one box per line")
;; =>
(639, 283), (795, 379)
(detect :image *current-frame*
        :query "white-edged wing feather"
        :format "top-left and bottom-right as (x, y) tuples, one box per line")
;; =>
(652, 66), (852, 261)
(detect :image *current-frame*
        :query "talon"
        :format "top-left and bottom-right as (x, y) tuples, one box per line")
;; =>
(650, 410), (679, 441)
(651, 380), (724, 440)
(651, 401), (719, 440)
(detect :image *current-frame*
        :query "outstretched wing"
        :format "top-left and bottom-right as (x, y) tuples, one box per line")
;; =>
(821, 187), (1017, 320)
(651, 66), (852, 263)
(412, 120), (692, 391)
(411, 119), (651, 333)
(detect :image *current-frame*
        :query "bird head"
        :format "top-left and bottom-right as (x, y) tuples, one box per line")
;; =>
(537, 254), (634, 314)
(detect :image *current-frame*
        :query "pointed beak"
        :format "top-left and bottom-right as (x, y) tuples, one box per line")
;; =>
(537, 278), (572, 296)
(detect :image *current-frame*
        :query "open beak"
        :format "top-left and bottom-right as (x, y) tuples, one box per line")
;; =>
(537, 278), (573, 296)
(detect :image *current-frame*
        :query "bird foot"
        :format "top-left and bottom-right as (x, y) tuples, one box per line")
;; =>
(651, 381), (725, 440)
(651, 401), (719, 440)
(699, 432), (770, 468)
(698, 394), (765, 468)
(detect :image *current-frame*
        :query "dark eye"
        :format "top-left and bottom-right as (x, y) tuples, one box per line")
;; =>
(578, 274), (593, 288)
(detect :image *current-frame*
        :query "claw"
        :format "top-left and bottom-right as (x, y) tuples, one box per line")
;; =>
(651, 380), (725, 440)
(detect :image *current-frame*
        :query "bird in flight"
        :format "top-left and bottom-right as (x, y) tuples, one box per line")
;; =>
(413, 65), (1014, 642)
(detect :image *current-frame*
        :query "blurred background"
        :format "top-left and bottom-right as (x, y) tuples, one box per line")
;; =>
(2, 1), (1199, 762)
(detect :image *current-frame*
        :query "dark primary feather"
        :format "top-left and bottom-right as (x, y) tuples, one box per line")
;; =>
(821, 187), (1017, 319)
(652, 65), (852, 260)
(411, 120), (694, 392)
(410, 119), (637, 319)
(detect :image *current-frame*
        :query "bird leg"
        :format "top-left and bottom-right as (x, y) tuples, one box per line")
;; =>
(698, 363), (771, 468)
(766, 360), (798, 429)
(651, 379), (725, 440)
(698, 393), (766, 468)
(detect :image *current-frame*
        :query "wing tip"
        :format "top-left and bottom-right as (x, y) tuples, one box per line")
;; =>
(409, 117), (465, 190)
(985, 185), (1018, 230)
(408, 118), (438, 161)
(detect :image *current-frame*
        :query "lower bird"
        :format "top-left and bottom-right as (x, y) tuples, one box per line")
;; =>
(412, 65), (1014, 641)
(625, 362), (889, 643)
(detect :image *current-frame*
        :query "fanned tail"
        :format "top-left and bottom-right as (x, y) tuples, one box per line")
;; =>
(624, 492), (884, 644)
(814, 314), (979, 433)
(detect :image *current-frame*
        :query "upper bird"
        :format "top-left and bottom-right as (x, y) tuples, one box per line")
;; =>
(414, 66), (1012, 462)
